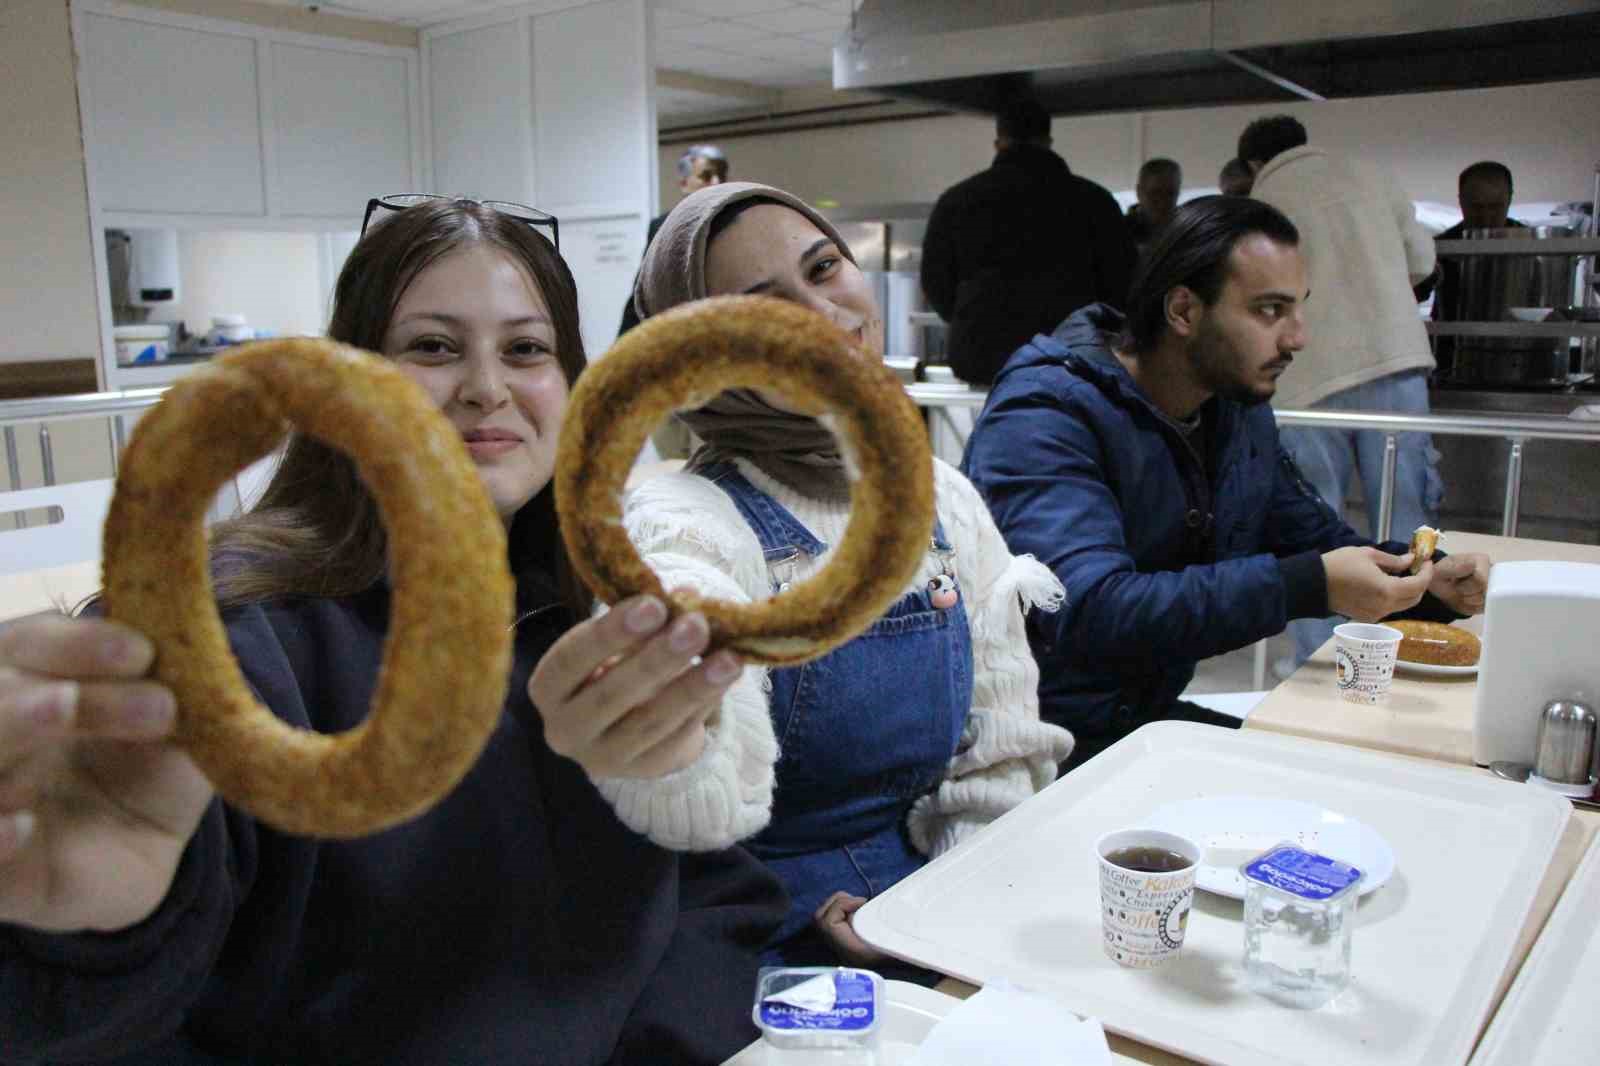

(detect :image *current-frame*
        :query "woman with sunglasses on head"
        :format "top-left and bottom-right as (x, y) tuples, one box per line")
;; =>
(0, 197), (786, 1066)
(583, 182), (1075, 977)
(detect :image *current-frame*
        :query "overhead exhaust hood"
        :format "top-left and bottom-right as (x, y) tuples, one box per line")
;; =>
(832, 0), (1600, 117)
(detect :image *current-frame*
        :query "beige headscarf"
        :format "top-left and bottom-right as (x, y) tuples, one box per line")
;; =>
(633, 182), (861, 502)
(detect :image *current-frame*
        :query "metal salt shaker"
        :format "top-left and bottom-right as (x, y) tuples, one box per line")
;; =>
(1528, 698), (1599, 798)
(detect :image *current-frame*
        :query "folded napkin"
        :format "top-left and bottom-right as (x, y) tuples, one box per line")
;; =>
(909, 981), (1111, 1065)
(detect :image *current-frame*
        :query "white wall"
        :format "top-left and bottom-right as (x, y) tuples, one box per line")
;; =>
(153, 231), (328, 341)
(663, 79), (1600, 211)
(0, 0), (102, 366)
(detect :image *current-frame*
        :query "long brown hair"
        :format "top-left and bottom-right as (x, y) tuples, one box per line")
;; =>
(209, 199), (590, 617)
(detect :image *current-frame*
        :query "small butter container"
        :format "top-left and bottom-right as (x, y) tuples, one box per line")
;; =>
(753, 966), (883, 1054)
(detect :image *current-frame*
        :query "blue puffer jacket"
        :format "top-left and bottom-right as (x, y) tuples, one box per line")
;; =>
(962, 304), (1443, 758)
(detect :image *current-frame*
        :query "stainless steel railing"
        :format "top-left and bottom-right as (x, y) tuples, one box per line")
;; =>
(8, 383), (1600, 542)
(905, 385), (1600, 540)
(0, 388), (167, 528)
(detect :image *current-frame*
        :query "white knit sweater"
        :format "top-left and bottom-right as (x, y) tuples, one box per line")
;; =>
(592, 457), (1074, 856)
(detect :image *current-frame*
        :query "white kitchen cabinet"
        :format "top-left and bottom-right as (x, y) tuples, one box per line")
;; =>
(532, 0), (647, 214)
(74, 2), (421, 227)
(79, 11), (266, 216)
(424, 0), (656, 359)
(271, 42), (416, 220)
(426, 21), (535, 203)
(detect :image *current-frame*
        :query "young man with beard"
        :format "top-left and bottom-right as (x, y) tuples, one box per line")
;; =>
(962, 196), (1489, 769)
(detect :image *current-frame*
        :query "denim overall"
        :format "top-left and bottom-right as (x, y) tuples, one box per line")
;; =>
(696, 463), (974, 968)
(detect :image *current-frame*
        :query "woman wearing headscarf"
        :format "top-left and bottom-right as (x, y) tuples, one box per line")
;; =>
(594, 182), (1075, 975)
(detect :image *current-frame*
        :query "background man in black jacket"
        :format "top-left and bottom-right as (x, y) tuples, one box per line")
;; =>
(921, 99), (1135, 386)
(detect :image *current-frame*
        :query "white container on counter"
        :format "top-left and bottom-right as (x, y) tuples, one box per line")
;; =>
(112, 324), (170, 365)
(206, 314), (255, 346)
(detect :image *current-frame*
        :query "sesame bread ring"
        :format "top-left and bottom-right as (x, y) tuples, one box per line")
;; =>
(555, 295), (934, 666)
(101, 339), (515, 838)
(1390, 619), (1481, 667)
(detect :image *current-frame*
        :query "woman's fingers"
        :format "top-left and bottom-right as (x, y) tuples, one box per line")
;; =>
(545, 612), (713, 746)
(0, 671), (79, 765)
(72, 680), (177, 739)
(0, 614), (155, 680)
(619, 706), (715, 780)
(530, 596), (669, 705)
(594, 651), (743, 770)
(1, 670), (176, 772)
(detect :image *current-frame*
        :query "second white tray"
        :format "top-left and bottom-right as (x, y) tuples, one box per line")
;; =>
(853, 721), (1570, 1066)
(1468, 830), (1600, 1065)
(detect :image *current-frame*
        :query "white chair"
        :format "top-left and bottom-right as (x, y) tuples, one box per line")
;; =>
(1181, 690), (1270, 721)
(0, 479), (115, 621)
(0, 479), (115, 575)
(0, 439), (278, 606)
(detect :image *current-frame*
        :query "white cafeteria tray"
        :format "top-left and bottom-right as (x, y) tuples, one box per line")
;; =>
(1468, 830), (1600, 1065)
(853, 721), (1570, 1066)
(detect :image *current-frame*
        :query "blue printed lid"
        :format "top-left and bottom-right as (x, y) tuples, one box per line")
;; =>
(755, 967), (881, 1033)
(1242, 843), (1364, 902)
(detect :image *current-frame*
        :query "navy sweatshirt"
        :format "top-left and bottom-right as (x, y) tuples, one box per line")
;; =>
(0, 575), (786, 1065)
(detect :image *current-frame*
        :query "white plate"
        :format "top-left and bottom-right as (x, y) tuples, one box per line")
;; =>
(722, 980), (959, 1065)
(852, 722), (1571, 1066)
(1393, 658), (1478, 677)
(1140, 795), (1396, 899)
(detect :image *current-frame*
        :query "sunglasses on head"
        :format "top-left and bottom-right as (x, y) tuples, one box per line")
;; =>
(361, 194), (559, 251)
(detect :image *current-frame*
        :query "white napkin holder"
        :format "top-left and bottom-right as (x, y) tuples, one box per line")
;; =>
(1473, 560), (1600, 767)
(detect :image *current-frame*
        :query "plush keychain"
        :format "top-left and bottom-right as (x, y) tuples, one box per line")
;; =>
(927, 538), (960, 608)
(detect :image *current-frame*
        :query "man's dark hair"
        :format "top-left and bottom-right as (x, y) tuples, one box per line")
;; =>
(1120, 195), (1300, 353)
(1459, 160), (1514, 198)
(1219, 157), (1252, 189)
(1138, 157), (1182, 183)
(996, 99), (1051, 142)
(1237, 115), (1308, 167)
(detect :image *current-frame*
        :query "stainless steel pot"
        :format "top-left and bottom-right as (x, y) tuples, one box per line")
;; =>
(1442, 225), (1579, 387)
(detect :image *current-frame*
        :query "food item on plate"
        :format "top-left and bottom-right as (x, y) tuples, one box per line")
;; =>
(554, 294), (935, 667)
(1390, 619), (1481, 667)
(102, 338), (515, 838)
(1407, 524), (1442, 573)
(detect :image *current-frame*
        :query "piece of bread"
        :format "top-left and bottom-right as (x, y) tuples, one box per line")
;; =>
(1390, 619), (1481, 667)
(1408, 525), (1441, 574)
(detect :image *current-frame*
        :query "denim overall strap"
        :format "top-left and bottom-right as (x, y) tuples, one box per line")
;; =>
(692, 461), (973, 965)
(691, 461), (826, 564)
(695, 460), (952, 560)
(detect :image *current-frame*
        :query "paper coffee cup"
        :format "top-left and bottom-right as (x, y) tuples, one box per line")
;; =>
(1095, 828), (1200, 969)
(1333, 622), (1403, 705)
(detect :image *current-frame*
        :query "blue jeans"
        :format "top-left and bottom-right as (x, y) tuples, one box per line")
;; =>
(1279, 370), (1444, 664)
